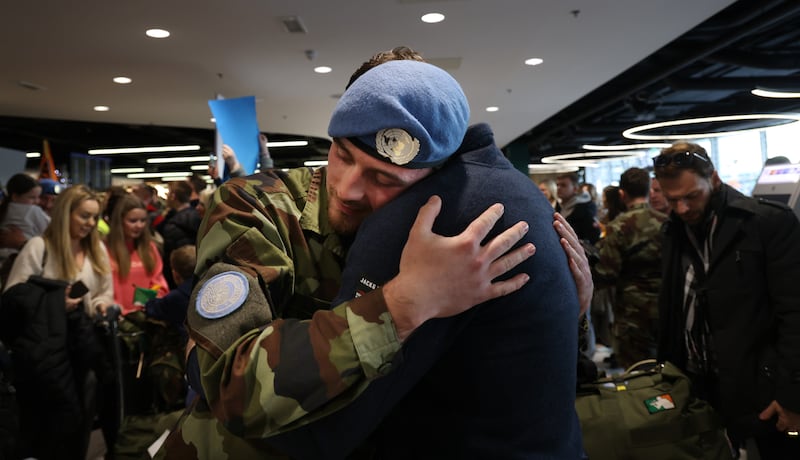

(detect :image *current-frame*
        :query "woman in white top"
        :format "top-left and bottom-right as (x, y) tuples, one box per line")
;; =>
(3, 184), (114, 315)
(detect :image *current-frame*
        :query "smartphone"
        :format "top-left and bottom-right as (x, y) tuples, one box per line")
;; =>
(69, 280), (89, 298)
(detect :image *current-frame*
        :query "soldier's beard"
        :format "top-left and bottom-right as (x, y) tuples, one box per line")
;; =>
(327, 189), (371, 237)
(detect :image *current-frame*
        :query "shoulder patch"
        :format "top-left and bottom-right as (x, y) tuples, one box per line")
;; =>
(195, 271), (249, 319)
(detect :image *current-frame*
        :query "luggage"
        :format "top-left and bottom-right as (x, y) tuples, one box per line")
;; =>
(575, 359), (734, 459)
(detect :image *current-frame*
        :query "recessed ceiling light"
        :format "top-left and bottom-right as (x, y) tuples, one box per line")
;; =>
(94, 105), (110, 112)
(146, 28), (170, 39)
(421, 13), (445, 24)
(113, 76), (132, 84)
(26, 152), (41, 158)
(486, 106), (499, 112)
(314, 66), (332, 74)
(525, 58), (544, 66)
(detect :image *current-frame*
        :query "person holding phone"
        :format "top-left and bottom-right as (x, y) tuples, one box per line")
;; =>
(2, 184), (115, 460)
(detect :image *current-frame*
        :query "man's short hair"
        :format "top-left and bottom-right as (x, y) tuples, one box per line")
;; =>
(169, 181), (193, 204)
(556, 172), (579, 186)
(653, 141), (715, 179)
(619, 167), (651, 198)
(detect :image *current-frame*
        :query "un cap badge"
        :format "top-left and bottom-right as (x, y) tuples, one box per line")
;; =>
(375, 128), (420, 165)
(196, 271), (249, 319)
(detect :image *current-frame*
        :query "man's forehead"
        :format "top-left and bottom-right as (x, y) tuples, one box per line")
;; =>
(660, 171), (707, 196)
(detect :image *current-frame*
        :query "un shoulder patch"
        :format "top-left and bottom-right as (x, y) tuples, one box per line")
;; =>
(644, 393), (675, 414)
(196, 271), (249, 319)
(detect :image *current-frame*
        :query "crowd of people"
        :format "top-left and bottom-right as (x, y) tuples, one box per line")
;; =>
(0, 44), (797, 460)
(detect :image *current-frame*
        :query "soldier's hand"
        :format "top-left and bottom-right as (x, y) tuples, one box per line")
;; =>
(384, 196), (535, 341)
(554, 212), (593, 316)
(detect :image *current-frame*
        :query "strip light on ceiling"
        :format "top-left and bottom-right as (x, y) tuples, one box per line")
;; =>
(623, 114), (800, 140)
(582, 143), (671, 151)
(147, 156), (210, 163)
(751, 88), (800, 99)
(89, 145), (201, 155)
(541, 151), (645, 165)
(127, 171), (191, 179)
(528, 164), (580, 173)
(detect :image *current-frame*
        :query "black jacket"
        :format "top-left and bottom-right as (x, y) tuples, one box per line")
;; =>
(657, 184), (800, 432)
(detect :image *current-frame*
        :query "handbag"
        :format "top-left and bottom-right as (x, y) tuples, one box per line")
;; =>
(575, 359), (734, 459)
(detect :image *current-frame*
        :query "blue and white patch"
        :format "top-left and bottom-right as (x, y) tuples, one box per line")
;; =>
(375, 128), (419, 165)
(196, 271), (249, 319)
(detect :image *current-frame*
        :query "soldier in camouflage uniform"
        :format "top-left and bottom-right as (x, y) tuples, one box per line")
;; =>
(593, 167), (668, 369)
(155, 55), (589, 459)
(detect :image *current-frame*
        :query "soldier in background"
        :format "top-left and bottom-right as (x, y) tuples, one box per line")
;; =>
(592, 167), (667, 369)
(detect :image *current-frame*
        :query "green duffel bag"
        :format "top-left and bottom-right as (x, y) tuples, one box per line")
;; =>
(575, 359), (734, 460)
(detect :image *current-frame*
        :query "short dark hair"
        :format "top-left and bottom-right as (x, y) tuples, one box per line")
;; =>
(556, 172), (579, 186)
(654, 141), (715, 179)
(345, 46), (425, 90)
(169, 181), (193, 204)
(170, 244), (196, 282)
(619, 167), (650, 198)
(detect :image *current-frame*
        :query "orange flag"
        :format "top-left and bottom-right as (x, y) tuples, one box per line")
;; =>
(38, 140), (59, 180)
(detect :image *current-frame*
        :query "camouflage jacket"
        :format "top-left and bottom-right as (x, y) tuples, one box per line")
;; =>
(593, 202), (668, 319)
(157, 168), (401, 458)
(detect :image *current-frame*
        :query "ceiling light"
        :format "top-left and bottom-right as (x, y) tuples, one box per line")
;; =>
(314, 66), (332, 74)
(94, 105), (110, 112)
(146, 156), (211, 163)
(541, 151), (645, 164)
(421, 13), (445, 24)
(486, 106), (499, 112)
(128, 172), (191, 179)
(304, 160), (328, 167)
(113, 76), (132, 84)
(146, 28), (170, 38)
(210, 117), (216, 123)
(751, 88), (800, 98)
(190, 165), (209, 171)
(26, 152), (41, 158)
(268, 140), (309, 147)
(525, 58), (544, 66)
(582, 143), (671, 151)
(528, 164), (580, 173)
(88, 145), (201, 155)
(623, 114), (800, 140)
(110, 167), (145, 174)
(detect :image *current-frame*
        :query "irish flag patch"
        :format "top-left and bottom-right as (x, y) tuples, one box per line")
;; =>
(644, 394), (676, 414)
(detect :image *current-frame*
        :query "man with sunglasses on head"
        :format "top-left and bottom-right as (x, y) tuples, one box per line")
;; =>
(654, 141), (800, 459)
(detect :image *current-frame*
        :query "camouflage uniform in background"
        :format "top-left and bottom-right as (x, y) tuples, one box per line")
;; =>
(593, 202), (668, 369)
(155, 167), (402, 459)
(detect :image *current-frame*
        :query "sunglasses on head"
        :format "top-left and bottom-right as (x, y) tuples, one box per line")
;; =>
(652, 151), (711, 168)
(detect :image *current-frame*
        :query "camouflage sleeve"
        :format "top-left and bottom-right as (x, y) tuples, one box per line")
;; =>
(189, 174), (402, 438)
(592, 218), (624, 288)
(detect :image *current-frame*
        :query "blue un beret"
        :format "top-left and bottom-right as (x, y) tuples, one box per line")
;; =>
(328, 60), (470, 169)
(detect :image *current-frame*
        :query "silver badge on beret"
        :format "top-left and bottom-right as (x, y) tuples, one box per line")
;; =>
(375, 128), (420, 165)
(196, 271), (249, 319)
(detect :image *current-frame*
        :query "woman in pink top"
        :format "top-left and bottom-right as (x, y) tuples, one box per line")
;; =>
(106, 192), (168, 314)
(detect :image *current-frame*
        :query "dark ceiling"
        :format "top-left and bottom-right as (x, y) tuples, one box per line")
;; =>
(518, 0), (800, 159)
(2, 0), (799, 178)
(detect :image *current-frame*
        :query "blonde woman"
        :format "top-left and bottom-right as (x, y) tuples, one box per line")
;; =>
(538, 178), (558, 209)
(106, 192), (168, 315)
(4, 184), (114, 315)
(1, 184), (114, 460)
